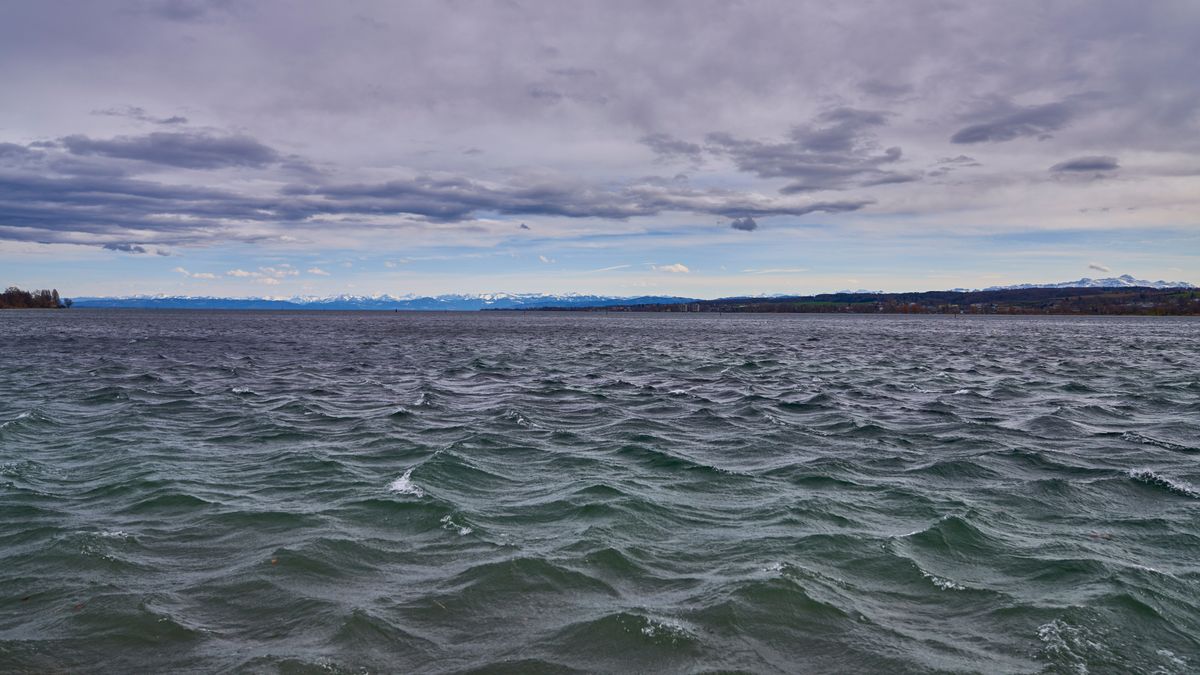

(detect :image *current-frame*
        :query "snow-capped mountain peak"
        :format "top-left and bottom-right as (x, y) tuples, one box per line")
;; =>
(984, 274), (1195, 291)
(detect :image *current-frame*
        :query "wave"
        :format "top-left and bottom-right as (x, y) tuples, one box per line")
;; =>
(1122, 431), (1198, 453)
(1128, 469), (1200, 499)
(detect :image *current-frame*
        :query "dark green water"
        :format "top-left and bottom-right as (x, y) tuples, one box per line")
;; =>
(1, 310), (1198, 673)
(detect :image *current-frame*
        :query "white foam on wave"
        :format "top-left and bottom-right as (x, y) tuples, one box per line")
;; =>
(231, 386), (256, 395)
(440, 514), (472, 536)
(636, 615), (695, 642)
(504, 409), (534, 427)
(0, 410), (33, 430)
(921, 570), (965, 591)
(1036, 619), (1102, 675)
(1157, 649), (1189, 671)
(388, 467), (424, 497)
(953, 389), (970, 395)
(1127, 469), (1200, 499)
(1121, 431), (1195, 452)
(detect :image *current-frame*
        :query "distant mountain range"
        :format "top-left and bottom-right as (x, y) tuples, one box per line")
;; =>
(69, 292), (698, 311)
(66, 275), (1194, 310)
(983, 274), (1195, 291)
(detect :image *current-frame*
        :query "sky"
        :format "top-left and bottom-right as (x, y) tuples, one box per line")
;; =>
(1, 0), (1198, 298)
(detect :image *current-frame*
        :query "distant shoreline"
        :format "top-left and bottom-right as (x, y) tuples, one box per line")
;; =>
(47, 285), (1200, 316)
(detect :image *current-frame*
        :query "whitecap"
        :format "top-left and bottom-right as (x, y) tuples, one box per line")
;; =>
(952, 389), (970, 395)
(388, 467), (424, 497)
(0, 410), (34, 430)
(440, 514), (472, 536)
(1121, 431), (1195, 453)
(1157, 649), (1188, 671)
(1128, 469), (1200, 499)
(504, 409), (533, 427)
(637, 616), (694, 641)
(921, 570), (965, 591)
(1036, 619), (1098, 675)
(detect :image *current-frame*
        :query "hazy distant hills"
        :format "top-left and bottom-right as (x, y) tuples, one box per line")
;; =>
(69, 293), (698, 310)
(66, 275), (1194, 310)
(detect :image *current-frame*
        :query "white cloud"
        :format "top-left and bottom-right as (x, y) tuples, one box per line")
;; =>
(307, 267), (330, 276)
(744, 267), (808, 274)
(259, 266), (298, 278)
(227, 266), (299, 279)
(539, 254), (555, 264)
(257, 277), (280, 286)
(172, 266), (215, 280)
(654, 263), (690, 273)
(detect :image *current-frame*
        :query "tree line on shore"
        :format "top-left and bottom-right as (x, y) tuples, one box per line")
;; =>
(1, 286), (71, 309)
(544, 287), (1200, 316)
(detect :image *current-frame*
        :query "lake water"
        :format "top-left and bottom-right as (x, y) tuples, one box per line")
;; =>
(1, 310), (1198, 673)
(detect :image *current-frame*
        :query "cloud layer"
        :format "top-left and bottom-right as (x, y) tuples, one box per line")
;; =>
(0, 0), (1197, 290)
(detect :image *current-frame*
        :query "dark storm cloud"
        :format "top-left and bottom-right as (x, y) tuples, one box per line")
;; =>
(293, 175), (868, 222)
(950, 101), (1075, 144)
(0, 170), (292, 243)
(102, 242), (148, 253)
(730, 216), (757, 231)
(1050, 156), (1119, 172)
(703, 108), (916, 192)
(61, 132), (281, 169)
(0, 139), (871, 246)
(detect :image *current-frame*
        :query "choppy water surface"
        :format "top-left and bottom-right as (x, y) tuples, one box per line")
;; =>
(2, 311), (1198, 673)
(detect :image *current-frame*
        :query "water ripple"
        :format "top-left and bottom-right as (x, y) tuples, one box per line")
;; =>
(1, 311), (1198, 672)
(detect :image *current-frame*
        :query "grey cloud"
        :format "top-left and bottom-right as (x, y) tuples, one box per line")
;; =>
(549, 67), (599, 79)
(92, 105), (188, 125)
(0, 136), (871, 248)
(927, 154), (983, 177)
(61, 132), (281, 169)
(148, 0), (236, 23)
(1050, 156), (1119, 172)
(1088, 262), (1111, 273)
(704, 108), (913, 192)
(2, 0), (1198, 252)
(0, 142), (38, 159)
(641, 133), (703, 163)
(937, 155), (980, 166)
(859, 79), (913, 98)
(103, 243), (148, 253)
(950, 101), (1074, 144)
(730, 216), (757, 231)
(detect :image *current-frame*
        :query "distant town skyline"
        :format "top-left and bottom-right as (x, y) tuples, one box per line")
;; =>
(2, 1), (1198, 297)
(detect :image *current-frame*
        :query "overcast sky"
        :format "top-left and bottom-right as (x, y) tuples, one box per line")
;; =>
(2, 0), (1198, 297)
